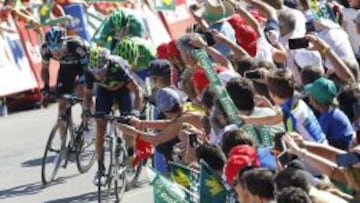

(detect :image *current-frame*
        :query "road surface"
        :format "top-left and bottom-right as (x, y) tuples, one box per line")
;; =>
(0, 104), (154, 203)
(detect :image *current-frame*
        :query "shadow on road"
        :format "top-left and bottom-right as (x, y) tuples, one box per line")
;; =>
(21, 157), (45, 167)
(44, 191), (98, 203)
(0, 173), (80, 200)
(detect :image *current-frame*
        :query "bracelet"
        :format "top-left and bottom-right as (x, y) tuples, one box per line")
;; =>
(321, 46), (331, 55)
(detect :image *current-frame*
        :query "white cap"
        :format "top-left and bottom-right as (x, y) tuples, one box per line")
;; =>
(294, 50), (323, 69)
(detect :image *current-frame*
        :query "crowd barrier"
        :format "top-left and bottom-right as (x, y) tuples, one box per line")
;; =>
(0, 2), (195, 113)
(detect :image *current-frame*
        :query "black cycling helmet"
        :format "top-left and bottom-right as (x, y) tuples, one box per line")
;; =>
(148, 59), (172, 77)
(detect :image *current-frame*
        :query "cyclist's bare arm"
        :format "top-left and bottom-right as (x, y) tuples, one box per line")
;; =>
(41, 62), (50, 87)
(83, 87), (93, 112)
(126, 81), (143, 111)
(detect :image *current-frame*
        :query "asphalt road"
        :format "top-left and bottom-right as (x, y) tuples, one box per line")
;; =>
(0, 104), (153, 203)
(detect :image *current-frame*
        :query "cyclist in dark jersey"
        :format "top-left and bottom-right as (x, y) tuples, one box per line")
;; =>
(82, 46), (143, 184)
(41, 26), (89, 145)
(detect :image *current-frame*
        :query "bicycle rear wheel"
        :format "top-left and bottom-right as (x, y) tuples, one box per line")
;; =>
(41, 122), (67, 185)
(75, 123), (96, 173)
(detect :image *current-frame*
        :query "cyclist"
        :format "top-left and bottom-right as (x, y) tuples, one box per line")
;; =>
(82, 46), (143, 184)
(113, 36), (156, 81)
(93, 8), (145, 50)
(41, 26), (89, 145)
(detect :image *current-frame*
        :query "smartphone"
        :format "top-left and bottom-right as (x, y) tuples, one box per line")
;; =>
(272, 132), (287, 156)
(116, 116), (130, 125)
(189, 133), (198, 148)
(289, 38), (309, 49)
(244, 70), (262, 79)
(305, 21), (316, 33)
(203, 32), (216, 47)
(337, 152), (360, 167)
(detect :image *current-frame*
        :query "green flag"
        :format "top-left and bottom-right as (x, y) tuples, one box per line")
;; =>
(199, 160), (228, 203)
(154, 0), (175, 11)
(147, 167), (190, 203)
(192, 49), (241, 126)
(306, 0), (336, 22)
(170, 162), (200, 190)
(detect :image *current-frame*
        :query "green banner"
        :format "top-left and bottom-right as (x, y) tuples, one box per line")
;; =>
(199, 160), (228, 203)
(192, 49), (242, 126)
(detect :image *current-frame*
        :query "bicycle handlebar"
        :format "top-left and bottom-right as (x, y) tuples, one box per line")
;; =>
(90, 112), (131, 125)
(45, 92), (83, 105)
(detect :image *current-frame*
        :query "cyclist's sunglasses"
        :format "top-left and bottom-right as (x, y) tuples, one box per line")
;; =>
(48, 43), (65, 52)
(90, 67), (107, 75)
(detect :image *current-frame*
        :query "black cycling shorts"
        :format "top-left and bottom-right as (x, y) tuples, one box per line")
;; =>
(95, 86), (132, 115)
(56, 63), (84, 94)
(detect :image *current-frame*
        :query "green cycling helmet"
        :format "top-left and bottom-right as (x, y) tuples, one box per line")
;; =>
(89, 46), (111, 70)
(109, 10), (126, 32)
(113, 37), (139, 65)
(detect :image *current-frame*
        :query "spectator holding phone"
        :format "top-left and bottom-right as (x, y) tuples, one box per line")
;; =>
(239, 69), (327, 144)
(305, 77), (354, 150)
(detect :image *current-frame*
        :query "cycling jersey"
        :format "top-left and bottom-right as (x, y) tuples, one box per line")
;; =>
(94, 9), (145, 45)
(85, 55), (134, 90)
(41, 36), (89, 65)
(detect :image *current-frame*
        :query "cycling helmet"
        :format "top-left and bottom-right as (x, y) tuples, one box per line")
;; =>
(45, 26), (66, 50)
(148, 59), (172, 77)
(88, 46), (111, 71)
(109, 10), (126, 32)
(156, 87), (182, 113)
(113, 37), (139, 65)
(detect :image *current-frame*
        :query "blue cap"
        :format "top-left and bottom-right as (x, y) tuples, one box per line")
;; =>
(156, 88), (182, 113)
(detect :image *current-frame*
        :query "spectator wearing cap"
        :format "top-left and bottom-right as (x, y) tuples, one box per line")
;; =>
(241, 168), (275, 203)
(223, 144), (260, 185)
(305, 77), (354, 150)
(119, 87), (205, 146)
(156, 43), (169, 60)
(228, 0), (288, 65)
(192, 0), (236, 57)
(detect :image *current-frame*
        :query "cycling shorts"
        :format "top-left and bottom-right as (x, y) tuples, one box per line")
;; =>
(95, 86), (132, 115)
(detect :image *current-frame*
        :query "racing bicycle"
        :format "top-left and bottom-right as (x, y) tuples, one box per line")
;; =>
(41, 94), (96, 185)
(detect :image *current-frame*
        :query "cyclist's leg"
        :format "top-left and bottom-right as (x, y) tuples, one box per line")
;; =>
(56, 64), (78, 143)
(94, 87), (113, 168)
(116, 88), (135, 157)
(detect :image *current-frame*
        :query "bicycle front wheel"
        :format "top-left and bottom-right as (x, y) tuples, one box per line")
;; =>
(41, 123), (67, 185)
(75, 124), (96, 173)
(111, 145), (127, 202)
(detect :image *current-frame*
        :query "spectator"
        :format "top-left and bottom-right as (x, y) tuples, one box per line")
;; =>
(301, 65), (324, 85)
(276, 187), (313, 203)
(196, 143), (226, 176)
(192, 0), (236, 57)
(305, 77), (354, 150)
(282, 134), (357, 202)
(223, 144), (260, 185)
(240, 69), (327, 144)
(242, 168), (275, 203)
